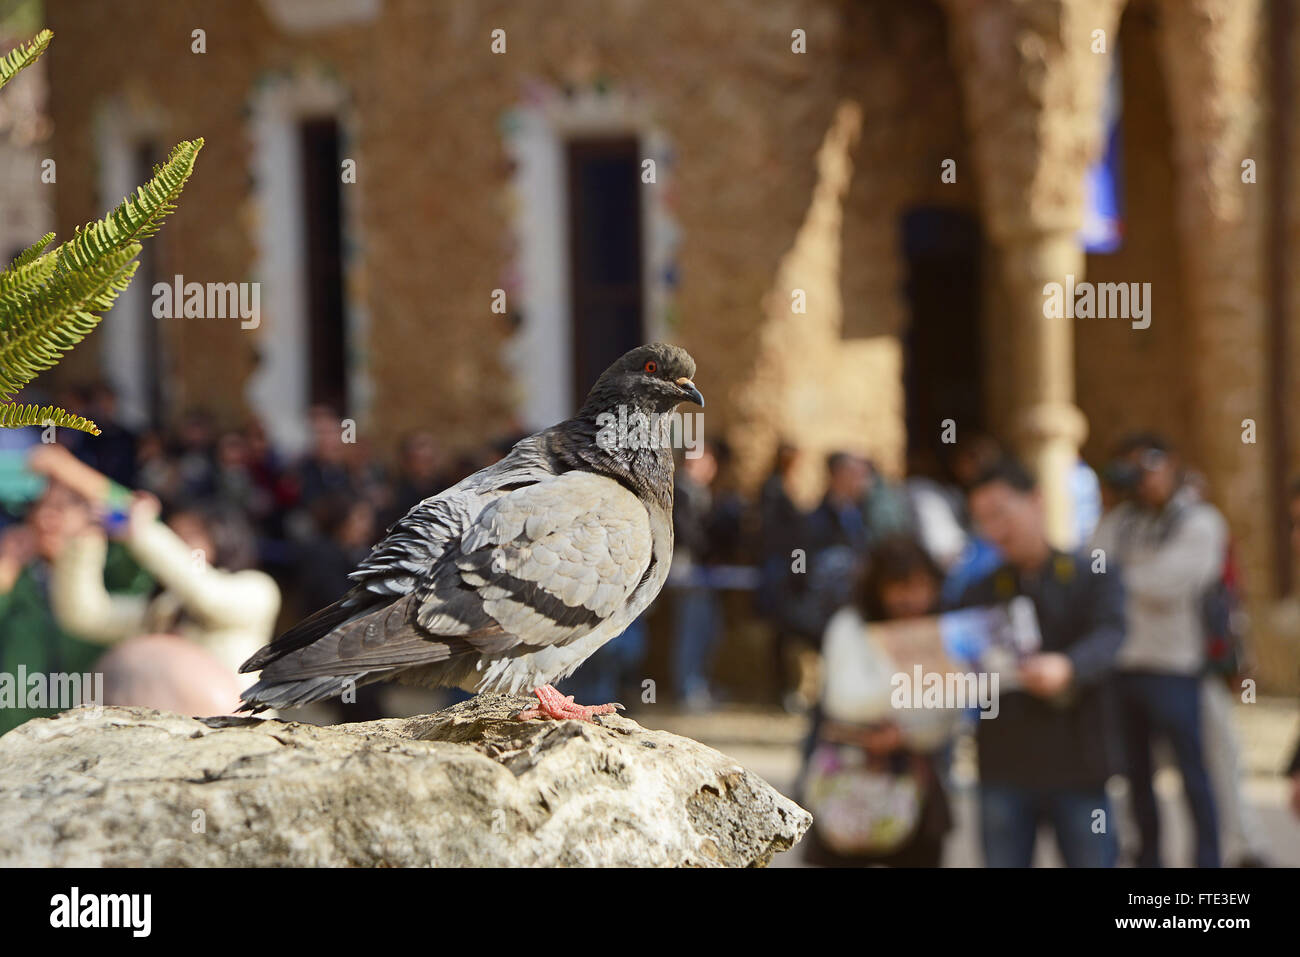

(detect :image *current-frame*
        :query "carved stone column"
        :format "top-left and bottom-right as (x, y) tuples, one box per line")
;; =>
(942, 0), (1124, 546)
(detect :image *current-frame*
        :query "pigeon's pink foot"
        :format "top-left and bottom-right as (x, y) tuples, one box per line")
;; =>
(515, 684), (624, 722)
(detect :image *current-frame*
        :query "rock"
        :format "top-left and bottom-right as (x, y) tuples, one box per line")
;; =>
(0, 695), (811, 867)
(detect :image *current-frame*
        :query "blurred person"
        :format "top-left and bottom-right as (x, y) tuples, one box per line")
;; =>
(173, 408), (218, 501)
(0, 423), (44, 521)
(943, 433), (1103, 596)
(213, 429), (269, 519)
(801, 536), (955, 867)
(1093, 433), (1224, 868)
(940, 434), (1006, 603)
(0, 478), (152, 734)
(950, 459), (1126, 868)
(755, 443), (808, 705)
(1291, 743), (1300, 821)
(133, 428), (181, 506)
(99, 633), (242, 716)
(380, 430), (450, 529)
(297, 493), (377, 615)
(1180, 471), (1265, 866)
(699, 440), (749, 564)
(670, 441), (724, 710)
(291, 404), (355, 514)
(861, 458), (914, 542)
(904, 444), (968, 570)
(445, 449), (485, 487)
(49, 384), (93, 461)
(948, 432), (1003, 496)
(758, 443), (802, 558)
(1276, 478), (1300, 822)
(29, 444), (280, 684)
(772, 451), (873, 711)
(240, 419), (298, 547)
(345, 434), (392, 514)
(1202, 651), (1268, 867)
(75, 382), (139, 488)
(1070, 455), (1104, 550)
(807, 451), (871, 558)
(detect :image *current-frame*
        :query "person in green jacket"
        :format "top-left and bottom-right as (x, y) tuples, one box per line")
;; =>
(0, 480), (152, 735)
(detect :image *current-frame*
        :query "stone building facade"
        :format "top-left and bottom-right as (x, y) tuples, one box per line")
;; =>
(38, 0), (1299, 689)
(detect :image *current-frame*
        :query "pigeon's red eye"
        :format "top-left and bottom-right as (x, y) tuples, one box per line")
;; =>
(644, 360), (657, 374)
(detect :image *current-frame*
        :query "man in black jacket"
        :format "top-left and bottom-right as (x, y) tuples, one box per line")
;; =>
(947, 459), (1126, 867)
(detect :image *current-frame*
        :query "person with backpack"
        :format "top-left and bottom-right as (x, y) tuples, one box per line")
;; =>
(759, 451), (871, 711)
(1093, 433), (1223, 867)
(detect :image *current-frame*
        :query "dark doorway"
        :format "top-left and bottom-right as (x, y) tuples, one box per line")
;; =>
(298, 117), (347, 414)
(900, 208), (984, 474)
(566, 137), (644, 408)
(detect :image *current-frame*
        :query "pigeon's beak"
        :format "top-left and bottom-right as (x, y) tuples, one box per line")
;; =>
(675, 377), (704, 408)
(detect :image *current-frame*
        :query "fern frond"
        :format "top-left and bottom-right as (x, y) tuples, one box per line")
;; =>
(0, 402), (99, 435)
(0, 233), (59, 319)
(0, 30), (52, 92)
(0, 32), (203, 436)
(0, 244), (141, 399)
(10, 232), (54, 269)
(0, 248), (58, 316)
(58, 139), (204, 273)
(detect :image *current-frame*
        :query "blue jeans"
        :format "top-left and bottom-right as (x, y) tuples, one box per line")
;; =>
(980, 783), (1118, 867)
(673, 586), (721, 702)
(1117, 671), (1220, 868)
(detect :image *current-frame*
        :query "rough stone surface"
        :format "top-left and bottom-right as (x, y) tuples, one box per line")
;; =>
(0, 696), (811, 867)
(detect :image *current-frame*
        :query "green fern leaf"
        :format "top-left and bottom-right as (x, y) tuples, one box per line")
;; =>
(0, 402), (99, 435)
(0, 233), (60, 330)
(0, 244), (141, 399)
(0, 248), (58, 321)
(0, 31), (203, 435)
(9, 232), (55, 269)
(0, 30), (51, 92)
(62, 138), (204, 269)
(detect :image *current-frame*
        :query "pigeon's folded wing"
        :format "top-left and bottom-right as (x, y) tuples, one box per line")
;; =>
(250, 471), (654, 682)
(427, 470), (655, 648)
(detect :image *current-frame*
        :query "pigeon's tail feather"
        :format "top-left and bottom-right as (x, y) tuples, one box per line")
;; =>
(239, 595), (366, 674)
(237, 671), (383, 712)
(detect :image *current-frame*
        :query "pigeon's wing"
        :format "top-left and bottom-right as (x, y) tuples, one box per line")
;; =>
(238, 490), (478, 674)
(240, 448), (559, 674)
(242, 471), (652, 696)
(422, 470), (654, 649)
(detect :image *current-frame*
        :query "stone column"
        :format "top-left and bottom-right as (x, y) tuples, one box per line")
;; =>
(1157, 2), (1275, 639)
(942, 0), (1124, 546)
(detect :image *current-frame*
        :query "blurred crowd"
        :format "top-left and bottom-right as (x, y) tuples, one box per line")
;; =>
(0, 388), (529, 724)
(1, 382), (1299, 867)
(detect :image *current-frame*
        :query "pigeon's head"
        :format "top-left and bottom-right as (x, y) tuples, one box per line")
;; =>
(581, 343), (704, 415)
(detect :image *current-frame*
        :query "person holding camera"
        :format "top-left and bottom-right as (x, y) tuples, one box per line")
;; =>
(1093, 432), (1224, 868)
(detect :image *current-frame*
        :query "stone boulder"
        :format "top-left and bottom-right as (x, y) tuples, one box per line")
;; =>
(0, 695), (810, 867)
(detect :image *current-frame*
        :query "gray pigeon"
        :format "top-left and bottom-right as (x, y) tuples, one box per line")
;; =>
(239, 343), (703, 721)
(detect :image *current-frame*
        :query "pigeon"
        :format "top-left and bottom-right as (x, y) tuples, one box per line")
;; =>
(239, 343), (703, 721)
